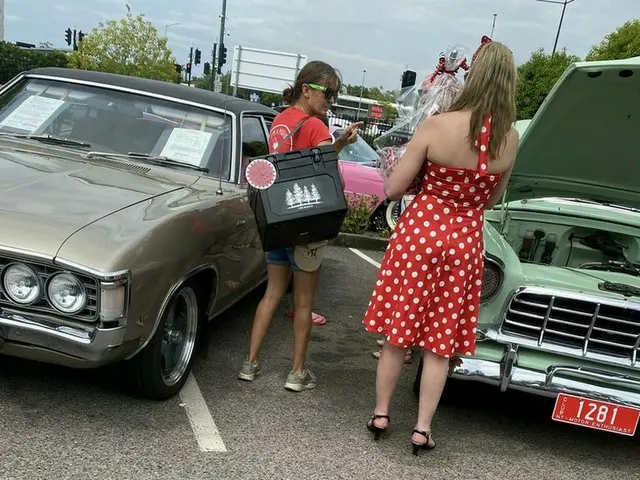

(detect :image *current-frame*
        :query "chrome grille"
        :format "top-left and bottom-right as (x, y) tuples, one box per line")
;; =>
(501, 288), (640, 364)
(0, 256), (98, 321)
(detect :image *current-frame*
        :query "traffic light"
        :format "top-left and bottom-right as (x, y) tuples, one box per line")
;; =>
(194, 48), (201, 65)
(219, 44), (227, 67)
(174, 63), (182, 74)
(78, 31), (85, 43)
(401, 70), (417, 88)
(217, 44), (227, 74)
(203, 62), (210, 76)
(185, 63), (192, 75)
(64, 28), (72, 46)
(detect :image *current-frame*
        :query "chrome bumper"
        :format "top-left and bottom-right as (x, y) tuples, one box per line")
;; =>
(451, 344), (640, 410)
(0, 307), (127, 365)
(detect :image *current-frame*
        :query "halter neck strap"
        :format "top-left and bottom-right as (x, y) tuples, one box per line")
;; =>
(474, 115), (492, 179)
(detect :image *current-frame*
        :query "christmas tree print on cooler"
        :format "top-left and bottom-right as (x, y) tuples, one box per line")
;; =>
(286, 182), (322, 209)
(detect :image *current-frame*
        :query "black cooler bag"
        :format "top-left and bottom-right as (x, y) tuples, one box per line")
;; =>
(247, 144), (348, 251)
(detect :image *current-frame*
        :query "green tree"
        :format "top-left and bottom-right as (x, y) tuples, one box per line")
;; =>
(376, 100), (397, 121)
(193, 72), (235, 95)
(344, 84), (397, 103)
(67, 12), (178, 82)
(342, 84), (398, 121)
(516, 48), (581, 120)
(586, 19), (640, 61)
(0, 41), (69, 83)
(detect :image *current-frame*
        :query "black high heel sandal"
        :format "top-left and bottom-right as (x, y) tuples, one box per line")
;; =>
(366, 413), (390, 441)
(411, 429), (436, 455)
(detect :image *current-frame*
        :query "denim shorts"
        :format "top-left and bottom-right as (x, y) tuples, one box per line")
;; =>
(265, 241), (327, 272)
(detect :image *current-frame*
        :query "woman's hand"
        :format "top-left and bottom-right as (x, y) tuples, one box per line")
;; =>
(340, 121), (363, 144)
(334, 121), (364, 152)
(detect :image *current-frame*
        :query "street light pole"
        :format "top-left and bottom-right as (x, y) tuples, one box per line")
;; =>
(357, 69), (366, 120)
(490, 13), (497, 38)
(535, 0), (574, 55)
(165, 22), (180, 37)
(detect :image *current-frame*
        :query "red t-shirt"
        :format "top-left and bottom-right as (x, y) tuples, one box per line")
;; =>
(268, 107), (331, 154)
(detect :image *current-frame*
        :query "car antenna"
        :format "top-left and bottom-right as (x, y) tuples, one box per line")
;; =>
(215, 93), (230, 196)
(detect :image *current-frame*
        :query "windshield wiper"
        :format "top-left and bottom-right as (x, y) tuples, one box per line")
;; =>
(580, 260), (640, 277)
(0, 132), (91, 148)
(86, 151), (209, 173)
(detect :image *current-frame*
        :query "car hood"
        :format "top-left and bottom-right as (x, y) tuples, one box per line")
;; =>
(0, 147), (197, 258)
(508, 56), (640, 210)
(522, 263), (640, 302)
(490, 198), (640, 227)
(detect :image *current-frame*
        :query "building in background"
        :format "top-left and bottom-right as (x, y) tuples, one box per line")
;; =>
(331, 94), (381, 120)
(331, 93), (411, 126)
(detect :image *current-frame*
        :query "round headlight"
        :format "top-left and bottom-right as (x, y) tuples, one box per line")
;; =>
(480, 258), (502, 303)
(47, 272), (87, 314)
(2, 263), (41, 304)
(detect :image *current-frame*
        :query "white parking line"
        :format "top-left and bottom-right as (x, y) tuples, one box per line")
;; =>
(348, 247), (381, 269)
(179, 373), (227, 452)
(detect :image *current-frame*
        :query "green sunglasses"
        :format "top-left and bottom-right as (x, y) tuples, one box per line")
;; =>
(306, 83), (346, 100)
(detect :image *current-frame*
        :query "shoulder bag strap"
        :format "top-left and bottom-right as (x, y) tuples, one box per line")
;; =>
(279, 115), (311, 151)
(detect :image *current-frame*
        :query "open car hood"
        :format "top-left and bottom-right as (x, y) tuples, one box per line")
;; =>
(507, 56), (640, 211)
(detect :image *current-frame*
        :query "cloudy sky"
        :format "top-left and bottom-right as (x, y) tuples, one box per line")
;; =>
(2, 0), (637, 91)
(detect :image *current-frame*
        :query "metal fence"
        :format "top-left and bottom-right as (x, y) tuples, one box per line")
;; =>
(327, 112), (414, 148)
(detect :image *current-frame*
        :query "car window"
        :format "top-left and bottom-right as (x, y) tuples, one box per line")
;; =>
(0, 78), (234, 179)
(263, 116), (273, 134)
(239, 116), (269, 184)
(331, 128), (380, 164)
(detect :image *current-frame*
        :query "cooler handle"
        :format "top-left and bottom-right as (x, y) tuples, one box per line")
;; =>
(310, 147), (325, 173)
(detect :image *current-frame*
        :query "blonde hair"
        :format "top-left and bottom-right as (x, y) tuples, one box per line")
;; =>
(448, 41), (517, 157)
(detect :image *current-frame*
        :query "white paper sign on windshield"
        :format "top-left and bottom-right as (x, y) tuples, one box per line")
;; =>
(159, 128), (213, 165)
(0, 95), (66, 132)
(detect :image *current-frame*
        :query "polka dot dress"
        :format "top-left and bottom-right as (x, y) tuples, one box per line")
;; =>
(363, 116), (500, 358)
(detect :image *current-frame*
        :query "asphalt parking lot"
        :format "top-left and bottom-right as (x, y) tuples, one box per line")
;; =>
(1, 246), (639, 480)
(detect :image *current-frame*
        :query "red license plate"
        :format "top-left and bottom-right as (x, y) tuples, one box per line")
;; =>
(552, 393), (640, 436)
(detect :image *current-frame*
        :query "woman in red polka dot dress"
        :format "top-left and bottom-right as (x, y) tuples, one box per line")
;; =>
(363, 40), (520, 454)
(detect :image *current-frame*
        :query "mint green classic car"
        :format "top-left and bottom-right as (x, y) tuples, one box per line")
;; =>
(414, 56), (640, 436)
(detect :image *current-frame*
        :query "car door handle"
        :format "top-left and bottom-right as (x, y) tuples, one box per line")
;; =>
(236, 218), (246, 226)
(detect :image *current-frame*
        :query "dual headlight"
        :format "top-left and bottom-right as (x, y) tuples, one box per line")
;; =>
(2, 262), (87, 314)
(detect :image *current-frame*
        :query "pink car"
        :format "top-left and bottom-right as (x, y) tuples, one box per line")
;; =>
(329, 125), (399, 231)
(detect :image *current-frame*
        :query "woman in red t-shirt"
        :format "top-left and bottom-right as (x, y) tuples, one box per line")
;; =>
(238, 60), (362, 392)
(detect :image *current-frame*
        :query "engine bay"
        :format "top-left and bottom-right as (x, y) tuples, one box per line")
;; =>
(487, 210), (640, 278)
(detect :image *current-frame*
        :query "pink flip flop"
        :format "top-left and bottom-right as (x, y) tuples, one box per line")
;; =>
(285, 310), (327, 326)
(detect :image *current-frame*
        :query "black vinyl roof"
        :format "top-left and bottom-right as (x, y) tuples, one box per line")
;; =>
(23, 67), (277, 115)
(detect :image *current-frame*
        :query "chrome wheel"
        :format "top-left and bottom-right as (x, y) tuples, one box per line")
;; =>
(385, 200), (402, 230)
(385, 195), (415, 230)
(161, 286), (199, 387)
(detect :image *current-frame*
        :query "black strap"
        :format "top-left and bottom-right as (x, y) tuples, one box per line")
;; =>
(278, 115), (310, 151)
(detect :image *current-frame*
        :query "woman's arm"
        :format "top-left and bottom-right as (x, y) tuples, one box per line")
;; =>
(484, 161), (514, 210)
(317, 138), (346, 188)
(384, 119), (432, 201)
(316, 122), (362, 189)
(484, 128), (520, 210)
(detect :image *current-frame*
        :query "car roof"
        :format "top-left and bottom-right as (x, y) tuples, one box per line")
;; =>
(21, 67), (278, 116)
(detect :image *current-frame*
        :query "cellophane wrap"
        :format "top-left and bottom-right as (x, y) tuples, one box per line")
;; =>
(375, 45), (469, 192)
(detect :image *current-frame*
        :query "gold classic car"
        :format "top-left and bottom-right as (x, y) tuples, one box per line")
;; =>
(0, 67), (278, 399)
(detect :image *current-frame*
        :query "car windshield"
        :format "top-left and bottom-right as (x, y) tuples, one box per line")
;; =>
(331, 128), (379, 164)
(0, 77), (233, 178)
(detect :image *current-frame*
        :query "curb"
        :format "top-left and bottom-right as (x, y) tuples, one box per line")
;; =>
(330, 232), (389, 252)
